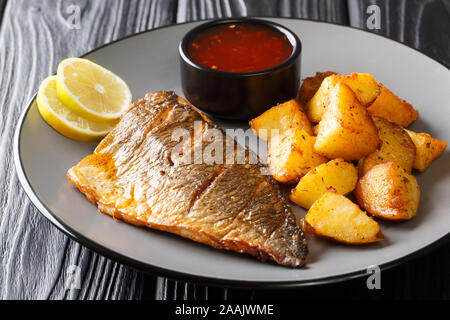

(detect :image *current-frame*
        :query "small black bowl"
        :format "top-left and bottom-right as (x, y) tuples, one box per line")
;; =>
(179, 18), (302, 121)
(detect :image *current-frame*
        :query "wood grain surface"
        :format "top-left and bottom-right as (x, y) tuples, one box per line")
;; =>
(0, 0), (448, 300)
(348, 0), (450, 68)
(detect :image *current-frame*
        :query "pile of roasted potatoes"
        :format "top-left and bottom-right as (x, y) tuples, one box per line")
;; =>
(250, 72), (447, 245)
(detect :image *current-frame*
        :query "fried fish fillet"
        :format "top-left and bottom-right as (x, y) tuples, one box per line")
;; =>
(67, 91), (307, 267)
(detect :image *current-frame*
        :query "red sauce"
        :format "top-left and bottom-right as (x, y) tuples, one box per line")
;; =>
(187, 22), (293, 73)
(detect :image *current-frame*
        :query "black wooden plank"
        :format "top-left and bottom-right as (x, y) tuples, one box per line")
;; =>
(176, 0), (348, 24)
(0, 0), (6, 23)
(347, 0), (450, 67)
(0, 0), (176, 300)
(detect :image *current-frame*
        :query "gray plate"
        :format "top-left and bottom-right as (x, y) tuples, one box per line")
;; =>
(13, 18), (450, 287)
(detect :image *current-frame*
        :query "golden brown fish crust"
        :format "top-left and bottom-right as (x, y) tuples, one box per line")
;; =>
(67, 91), (307, 267)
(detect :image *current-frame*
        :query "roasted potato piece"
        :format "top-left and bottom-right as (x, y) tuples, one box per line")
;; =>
(355, 162), (420, 221)
(314, 83), (380, 161)
(367, 83), (419, 127)
(268, 128), (328, 184)
(302, 189), (384, 244)
(290, 159), (358, 209)
(305, 74), (342, 122)
(405, 129), (447, 172)
(298, 71), (337, 105)
(358, 116), (416, 176)
(305, 73), (380, 122)
(250, 99), (313, 141)
(342, 72), (381, 106)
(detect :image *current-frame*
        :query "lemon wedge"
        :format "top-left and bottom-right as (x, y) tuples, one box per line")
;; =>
(56, 58), (132, 121)
(37, 76), (117, 142)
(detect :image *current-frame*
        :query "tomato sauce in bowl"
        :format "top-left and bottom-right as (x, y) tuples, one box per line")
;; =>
(186, 22), (293, 73)
(179, 18), (301, 120)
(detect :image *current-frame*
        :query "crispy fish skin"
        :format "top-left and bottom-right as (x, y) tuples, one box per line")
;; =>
(67, 91), (307, 267)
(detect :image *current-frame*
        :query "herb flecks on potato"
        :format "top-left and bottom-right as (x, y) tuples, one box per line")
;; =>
(405, 129), (447, 172)
(298, 71), (337, 105)
(314, 83), (380, 161)
(303, 189), (384, 244)
(367, 84), (419, 127)
(304, 72), (419, 128)
(305, 73), (380, 123)
(268, 128), (327, 184)
(254, 71), (447, 247)
(305, 74), (342, 123)
(358, 116), (416, 176)
(250, 99), (313, 142)
(290, 158), (358, 209)
(355, 161), (420, 221)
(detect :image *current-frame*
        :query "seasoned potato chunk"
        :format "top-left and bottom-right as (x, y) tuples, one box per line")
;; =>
(355, 162), (420, 221)
(305, 73), (380, 122)
(367, 84), (419, 127)
(305, 74), (342, 122)
(290, 159), (358, 209)
(302, 189), (384, 244)
(405, 129), (447, 172)
(358, 116), (416, 176)
(268, 128), (328, 184)
(298, 71), (337, 105)
(250, 99), (313, 141)
(314, 83), (380, 161)
(341, 72), (381, 106)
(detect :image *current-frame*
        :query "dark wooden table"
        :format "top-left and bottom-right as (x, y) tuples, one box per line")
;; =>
(1, 0), (449, 300)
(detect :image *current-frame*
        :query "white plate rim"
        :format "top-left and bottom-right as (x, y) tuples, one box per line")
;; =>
(13, 17), (450, 288)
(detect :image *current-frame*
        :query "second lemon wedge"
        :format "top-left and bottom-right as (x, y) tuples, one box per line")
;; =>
(37, 76), (117, 142)
(56, 58), (132, 121)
